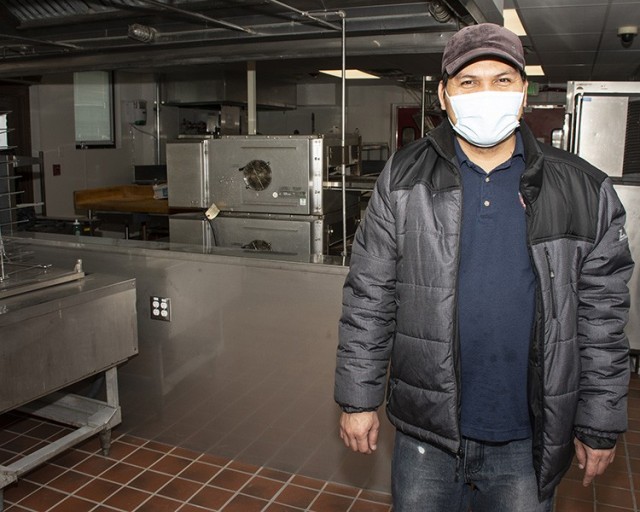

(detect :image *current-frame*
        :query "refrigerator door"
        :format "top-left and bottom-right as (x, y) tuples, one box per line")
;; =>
(614, 184), (640, 350)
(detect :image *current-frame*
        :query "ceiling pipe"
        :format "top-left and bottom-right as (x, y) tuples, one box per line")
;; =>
(264, 0), (342, 31)
(0, 33), (80, 50)
(121, 0), (256, 34)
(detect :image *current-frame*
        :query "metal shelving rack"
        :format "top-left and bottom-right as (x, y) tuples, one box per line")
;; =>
(0, 111), (48, 287)
(0, 113), (45, 236)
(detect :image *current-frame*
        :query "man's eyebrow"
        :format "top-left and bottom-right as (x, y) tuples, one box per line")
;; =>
(454, 70), (518, 81)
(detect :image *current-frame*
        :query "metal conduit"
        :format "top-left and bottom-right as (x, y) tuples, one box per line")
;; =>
(340, 14), (348, 257)
(421, 76), (427, 138)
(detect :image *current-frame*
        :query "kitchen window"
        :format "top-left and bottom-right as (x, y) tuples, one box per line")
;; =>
(73, 71), (115, 149)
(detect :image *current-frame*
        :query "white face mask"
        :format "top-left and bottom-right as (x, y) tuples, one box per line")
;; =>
(445, 89), (525, 147)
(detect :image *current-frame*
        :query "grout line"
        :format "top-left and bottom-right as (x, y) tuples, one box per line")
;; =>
(623, 433), (638, 512)
(256, 467), (298, 511)
(345, 488), (363, 511)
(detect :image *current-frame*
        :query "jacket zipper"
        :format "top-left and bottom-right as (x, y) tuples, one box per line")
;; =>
(544, 247), (557, 319)
(451, 161), (463, 458)
(521, 175), (546, 492)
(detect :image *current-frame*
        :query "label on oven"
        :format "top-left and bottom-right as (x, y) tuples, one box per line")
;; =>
(274, 187), (307, 205)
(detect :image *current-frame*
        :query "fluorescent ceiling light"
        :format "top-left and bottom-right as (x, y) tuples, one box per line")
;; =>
(504, 8), (526, 36)
(319, 69), (380, 79)
(525, 65), (545, 76)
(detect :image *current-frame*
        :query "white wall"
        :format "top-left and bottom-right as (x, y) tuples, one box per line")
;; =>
(257, 82), (425, 148)
(30, 71), (159, 218)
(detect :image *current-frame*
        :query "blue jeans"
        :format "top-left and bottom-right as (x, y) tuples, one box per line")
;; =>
(392, 432), (554, 512)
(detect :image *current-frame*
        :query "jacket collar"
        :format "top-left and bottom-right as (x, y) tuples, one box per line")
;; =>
(428, 118), (545, 204)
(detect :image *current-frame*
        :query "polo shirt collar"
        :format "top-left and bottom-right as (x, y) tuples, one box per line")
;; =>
(454, 130), (525, 171)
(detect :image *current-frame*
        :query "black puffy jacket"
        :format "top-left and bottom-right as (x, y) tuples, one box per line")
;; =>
(335, 120), (634, 499)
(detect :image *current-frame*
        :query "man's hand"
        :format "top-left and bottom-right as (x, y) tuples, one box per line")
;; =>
(574, 438), (616, 486)
(339, 411), (380, 454)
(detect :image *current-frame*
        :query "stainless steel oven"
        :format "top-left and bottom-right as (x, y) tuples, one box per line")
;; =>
(169, 208), (359, 256)
(166, 138), (213, 209)
(208, 134), (360, 215)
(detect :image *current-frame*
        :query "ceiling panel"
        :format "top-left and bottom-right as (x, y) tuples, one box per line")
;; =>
(0, 0), (638, 85)
(592, 61), (640, 79)
(537, 51), (598, 66)
(528, 33), (602, 52)
(514, 0), (640, 83)
(517, 5), (609, 35)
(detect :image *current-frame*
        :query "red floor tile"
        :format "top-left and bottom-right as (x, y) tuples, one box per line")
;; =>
(241, 475), (286, 500)
(103, 486), (151, 510)
(308, 491), (354, 511)
(158, 477), (203, 502)
(188, 484), (234, 509)
(179, 460), (223, 484)
(275, 484), (320, 509)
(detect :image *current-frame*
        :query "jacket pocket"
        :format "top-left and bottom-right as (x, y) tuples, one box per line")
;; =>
(544, 247), (557, 319)
(386, 378), (398, 405)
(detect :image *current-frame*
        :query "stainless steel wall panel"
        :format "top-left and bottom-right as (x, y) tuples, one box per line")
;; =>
(168, 213), (212, 247)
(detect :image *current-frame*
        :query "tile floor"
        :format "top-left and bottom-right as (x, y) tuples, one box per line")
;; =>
(1, 374), (640, 511)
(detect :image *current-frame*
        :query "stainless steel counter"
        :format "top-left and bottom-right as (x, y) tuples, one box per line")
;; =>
(0, 270), (138, 506)
(0, 273), (138, 412)
(4, 233), (394, 494)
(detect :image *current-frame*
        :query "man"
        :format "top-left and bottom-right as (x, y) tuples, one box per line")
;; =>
(334, 23), (634, 512)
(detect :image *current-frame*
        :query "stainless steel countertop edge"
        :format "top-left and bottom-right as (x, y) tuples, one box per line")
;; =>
(7, 233), (351, 276)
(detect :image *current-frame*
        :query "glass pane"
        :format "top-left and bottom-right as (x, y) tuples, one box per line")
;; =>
(74, 71), (114, 147)
(401, 126), (416, 146)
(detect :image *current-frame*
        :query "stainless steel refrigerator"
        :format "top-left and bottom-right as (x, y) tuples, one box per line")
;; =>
(562, 81), (640, 350)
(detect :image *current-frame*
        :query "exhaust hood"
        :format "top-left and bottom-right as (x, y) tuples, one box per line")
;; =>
(160, 70), (296, 110)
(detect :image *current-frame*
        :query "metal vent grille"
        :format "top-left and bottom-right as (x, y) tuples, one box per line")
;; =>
(2, 0), (199, 26)
(3, 1), (109, 24)
(623, 100), (640, 175)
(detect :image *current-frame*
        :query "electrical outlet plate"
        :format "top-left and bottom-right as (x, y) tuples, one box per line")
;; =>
(150, 296), (171, 321)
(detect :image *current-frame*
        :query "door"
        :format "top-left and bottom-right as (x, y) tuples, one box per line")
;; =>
(394, 106), (444, 152)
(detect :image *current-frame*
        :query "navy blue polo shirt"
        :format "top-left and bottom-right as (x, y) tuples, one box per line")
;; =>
(456, 132), (536, 442)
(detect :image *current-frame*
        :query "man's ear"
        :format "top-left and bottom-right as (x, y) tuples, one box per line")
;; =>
(438, 81), (447, 112)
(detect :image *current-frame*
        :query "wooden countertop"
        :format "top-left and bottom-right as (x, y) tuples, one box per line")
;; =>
(74, 185), (169, 214)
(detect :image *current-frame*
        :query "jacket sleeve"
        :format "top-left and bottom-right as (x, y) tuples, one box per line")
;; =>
(334, 156), (398, 412)
(574, 178), (635, 442)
